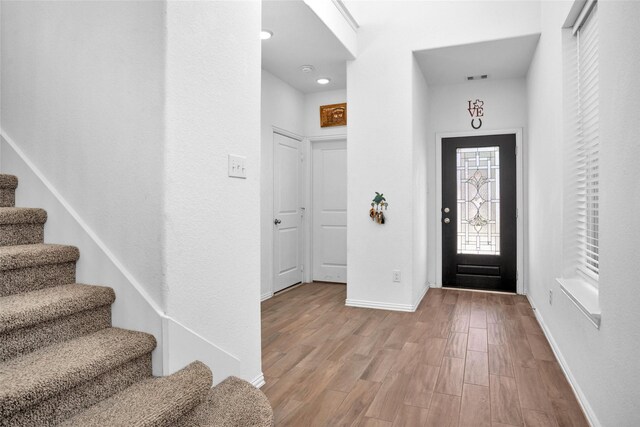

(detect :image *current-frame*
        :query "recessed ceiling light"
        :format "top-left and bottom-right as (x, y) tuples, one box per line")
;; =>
(300, 65), (315, 73)
(317, 77), (331, 85)
(260, 30), (273, 40)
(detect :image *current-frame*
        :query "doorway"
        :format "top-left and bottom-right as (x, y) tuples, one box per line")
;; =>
(273, 132), (303, 293)
(311, 139), (347, 283)
(441, 134), (517, 292)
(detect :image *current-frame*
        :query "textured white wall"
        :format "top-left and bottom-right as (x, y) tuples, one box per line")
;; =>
(304, 89), (347, 137)
(527, 2), (640, 425)
(345, 0), (540, 308)
(163, 1), (262, 383)
(260, 70), (305, 299)
(0, 1), (166, 307)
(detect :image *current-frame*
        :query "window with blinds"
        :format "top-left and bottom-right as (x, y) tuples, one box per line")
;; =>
(568, 0), (599, 282)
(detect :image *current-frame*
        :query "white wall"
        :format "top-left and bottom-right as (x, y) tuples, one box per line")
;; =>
(304, 89), (347, 137)
(426, 77), (528, 286)
(164, 1), (263, 384)
(527, 2), (640, 426)
(345, 0), (540, 309)
(0, 0), (166, 307)
(260, 70), (305, 299)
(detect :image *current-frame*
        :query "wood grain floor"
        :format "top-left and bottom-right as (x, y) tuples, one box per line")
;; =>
(261, 283), (589, 427)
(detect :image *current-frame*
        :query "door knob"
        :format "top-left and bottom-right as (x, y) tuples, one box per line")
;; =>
(274, 218), (282, 225)
(443, 218), (450, 224)
(443, 207), (450, 213)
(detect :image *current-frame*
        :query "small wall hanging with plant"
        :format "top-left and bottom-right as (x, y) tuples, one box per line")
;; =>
(369, 192), (388, 224)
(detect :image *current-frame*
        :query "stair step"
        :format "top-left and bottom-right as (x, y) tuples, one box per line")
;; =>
(0, 174), (18, 208)
(0, 327), (156, 425)
(175, 376), (274, 427)
(0, 243), (80, 296)
(0, 207), (48, 246)
(0, 283), (115, 361)
(61, 361), (212, 426)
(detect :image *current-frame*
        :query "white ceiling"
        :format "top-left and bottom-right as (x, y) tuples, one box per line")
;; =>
(415, 34), (541, 86)
(262, 0), (352, 93)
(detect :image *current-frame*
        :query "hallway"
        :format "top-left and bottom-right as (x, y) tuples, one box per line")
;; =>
(261, 283), (588, 426)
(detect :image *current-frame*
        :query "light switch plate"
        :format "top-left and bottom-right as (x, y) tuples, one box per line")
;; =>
(228, 154), (247, 179)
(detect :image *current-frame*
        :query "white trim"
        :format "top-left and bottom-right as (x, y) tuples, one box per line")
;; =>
(345, 299), (416, 312)
(434, 128), (525, 294)
(1, 129), (164, 314)
(413, 282), (429, 310)
(307, 135), (348, 284)
(563, 0), (587, 28)
(272, 130), (305, 294)
(527, 296), (601, 427)
(1, 129), (241, 378)
(272, 126), (304, 142)
(556, 278), (601, 329)
(260, 292), (273, 302)
(307, 133), (348, 142)
(572, 0), (597, 35)
(331, 0), (359, 31)
(250, 372), (266, 389)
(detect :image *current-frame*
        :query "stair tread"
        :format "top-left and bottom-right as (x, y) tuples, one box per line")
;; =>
(0, 207), (47, 225)
(0, 327), (156, 417)
(0, 283), (115, 333)
(0, 243), (79, 270)
(61, 361), (212, 426)
(174, 376), (274, 427)
(0, 174), (18, 190)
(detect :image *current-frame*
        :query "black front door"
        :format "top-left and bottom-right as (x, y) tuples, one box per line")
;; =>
(442, 134), (517, 292)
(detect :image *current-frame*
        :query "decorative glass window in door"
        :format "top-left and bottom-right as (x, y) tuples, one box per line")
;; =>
(456, 146), (500, 255)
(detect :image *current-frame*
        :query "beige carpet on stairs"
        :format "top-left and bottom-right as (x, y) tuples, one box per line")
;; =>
(0, 173), (273, 426)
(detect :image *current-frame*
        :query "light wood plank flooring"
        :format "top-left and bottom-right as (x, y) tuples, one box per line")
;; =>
(261, 283), (589, 427)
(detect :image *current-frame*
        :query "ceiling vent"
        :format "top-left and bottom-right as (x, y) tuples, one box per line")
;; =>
(467, 74), (488, 81)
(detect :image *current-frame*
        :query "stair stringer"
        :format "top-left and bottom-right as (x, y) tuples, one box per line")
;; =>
(0, 131), (241, 381)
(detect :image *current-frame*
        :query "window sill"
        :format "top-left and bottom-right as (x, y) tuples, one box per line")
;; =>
(556, 277), (601, 329)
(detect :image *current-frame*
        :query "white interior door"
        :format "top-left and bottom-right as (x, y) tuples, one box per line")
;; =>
(273, 133), (303, 293)
(312, 140), (347, 283)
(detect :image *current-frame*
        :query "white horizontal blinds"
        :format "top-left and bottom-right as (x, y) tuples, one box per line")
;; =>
(577, 3), (600, 279)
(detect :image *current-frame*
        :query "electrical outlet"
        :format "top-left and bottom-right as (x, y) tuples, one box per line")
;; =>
(392, 270), (401, 283)
(549, 289), (553, 305)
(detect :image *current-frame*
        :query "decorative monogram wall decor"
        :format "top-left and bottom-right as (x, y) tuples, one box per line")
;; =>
(468, 99), (484, 129)
(320, 103), (347, 128)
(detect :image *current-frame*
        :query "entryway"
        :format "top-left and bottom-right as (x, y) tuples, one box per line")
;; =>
(441, 134), (517, 292)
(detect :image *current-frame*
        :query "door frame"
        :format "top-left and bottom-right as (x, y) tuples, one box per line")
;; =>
(306, 134), (347, 284)
(272, 126), (305, 294)
(434, 128), (525, 295)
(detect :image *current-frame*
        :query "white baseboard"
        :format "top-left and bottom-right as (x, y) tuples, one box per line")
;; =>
(346, 299), (415, 312)
(260, 292), (273, 302)
(250, 372), (266, 389)
(412, 282), (429, 310)
(162, 317), (241, 385)
(527, 296), (600, 427)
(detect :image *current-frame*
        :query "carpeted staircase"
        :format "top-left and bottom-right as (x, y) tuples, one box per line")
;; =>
(0, 174), (273, 426)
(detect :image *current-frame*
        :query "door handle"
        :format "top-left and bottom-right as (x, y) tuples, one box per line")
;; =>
(443, 218), (451, 224)
(274, 218), (282, 225)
